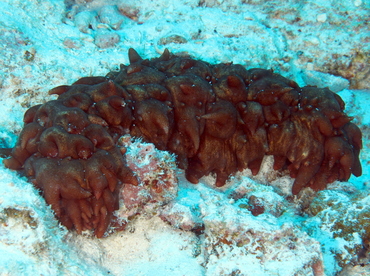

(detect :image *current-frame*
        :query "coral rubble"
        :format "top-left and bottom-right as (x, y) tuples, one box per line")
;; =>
(115, 135), (178, 222)
(2, 48), (362, 237)
(160, 180), (324, 276)
(305, 189), (370, 272)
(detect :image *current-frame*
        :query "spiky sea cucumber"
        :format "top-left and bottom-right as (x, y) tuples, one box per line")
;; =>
(1, 48), (362, 237)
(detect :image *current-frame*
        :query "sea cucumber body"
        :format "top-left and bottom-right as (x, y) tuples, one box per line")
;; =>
(3, 49), (362, 237)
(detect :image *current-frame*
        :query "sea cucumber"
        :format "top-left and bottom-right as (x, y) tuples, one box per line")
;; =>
(1, 48), (362, 237)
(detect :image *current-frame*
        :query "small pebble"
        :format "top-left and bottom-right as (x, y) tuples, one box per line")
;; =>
(94, 29), (120, 48)
(316, 13), (327, 23)
(98, 5), (126, 30)
(306, 63), (314, 71)
(24, 48), (36, 61)
(63, 37), (82, 49)
(74, 10), (97, 34)
(354, 0), (362, 7)
(158, 35), (187, 45)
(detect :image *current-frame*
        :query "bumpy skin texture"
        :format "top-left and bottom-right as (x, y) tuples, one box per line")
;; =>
(3, 49), (362, 237)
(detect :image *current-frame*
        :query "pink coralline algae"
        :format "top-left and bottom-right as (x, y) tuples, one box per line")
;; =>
(115, 135), (178, 223)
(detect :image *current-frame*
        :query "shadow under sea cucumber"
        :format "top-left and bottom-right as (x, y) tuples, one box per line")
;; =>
(1, 48), (362, 237)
